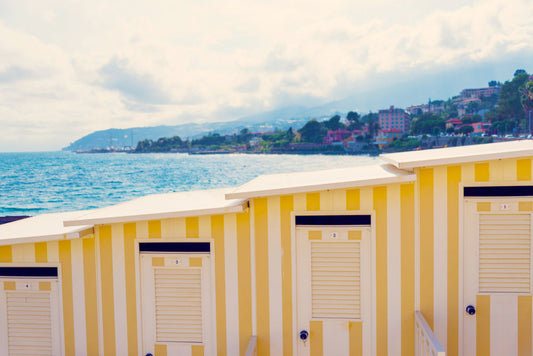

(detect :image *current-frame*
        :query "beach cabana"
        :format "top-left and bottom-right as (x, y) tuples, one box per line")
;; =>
(2, 140), (533, 356)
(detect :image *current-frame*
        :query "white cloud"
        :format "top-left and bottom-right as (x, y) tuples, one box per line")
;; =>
(0, 0), (532, 151)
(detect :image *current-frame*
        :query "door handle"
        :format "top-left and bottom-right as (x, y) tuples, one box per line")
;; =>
(299, 330), (309, 340)
(466, 305), (476, 315)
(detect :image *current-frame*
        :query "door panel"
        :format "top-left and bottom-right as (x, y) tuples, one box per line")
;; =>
(463, 199), (533, 356)
(0, 279), (61, 356)
(296, 226), (372, 356)
(141, 254), (212, 356)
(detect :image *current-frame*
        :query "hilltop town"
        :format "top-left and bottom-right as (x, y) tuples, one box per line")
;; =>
(97, 70), (533, 155)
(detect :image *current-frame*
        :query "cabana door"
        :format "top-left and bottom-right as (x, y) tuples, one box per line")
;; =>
(296, 225), (372, 356)
(463, 199), (533, 355)
(140, 253), (213, 356)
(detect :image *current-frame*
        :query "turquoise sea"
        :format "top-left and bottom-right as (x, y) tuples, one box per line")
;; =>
(0, 151), (377, 216)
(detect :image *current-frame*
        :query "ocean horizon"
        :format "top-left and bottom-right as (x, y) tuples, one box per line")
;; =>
(0, 151), (377, 216)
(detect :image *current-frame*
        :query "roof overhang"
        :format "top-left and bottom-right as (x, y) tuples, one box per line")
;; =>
(226, 164), (416, 199)
(380, 140), (533, 169)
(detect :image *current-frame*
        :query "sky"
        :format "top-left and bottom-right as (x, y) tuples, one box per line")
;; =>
(0, 0), (532, 151)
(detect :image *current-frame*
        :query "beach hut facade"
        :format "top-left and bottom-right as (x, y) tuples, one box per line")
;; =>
(1, 141), (533, 355)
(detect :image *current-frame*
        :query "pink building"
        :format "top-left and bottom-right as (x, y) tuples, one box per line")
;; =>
(323, 129), (352, 144)
(378, 106), (411, 133)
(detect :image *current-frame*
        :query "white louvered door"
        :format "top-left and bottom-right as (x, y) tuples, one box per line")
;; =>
(463, 199), (533, 356)
(296, 225), (372, 356)
(141, 253), (213, 356)
(0, 279), (62, 356)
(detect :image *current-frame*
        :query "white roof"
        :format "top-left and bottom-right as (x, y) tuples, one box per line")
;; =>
(380, 140), (533, 169)
(225, 164), (416, 199)
(0, 211), (93, 246)
(64, 188), (247, 226)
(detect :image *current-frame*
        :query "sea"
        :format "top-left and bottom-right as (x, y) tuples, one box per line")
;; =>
(0, 151), (378, 216)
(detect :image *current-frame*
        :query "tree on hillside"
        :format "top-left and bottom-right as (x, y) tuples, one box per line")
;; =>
(298, 119), (326, 143)
(410, 113), (445, 135)
(362, 112), (379, 138)
(497, 71), (530, 121)
(346, 111), (362, 130)
(459, 125), (474, 135)
(324, 115), (344, 131)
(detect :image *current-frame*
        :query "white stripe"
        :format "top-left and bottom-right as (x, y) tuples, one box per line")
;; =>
(250, 200), (257, 335)
(47, 241), (59, 263)
(333, 189), (346, 210)
(320, 191), (333, 211)
(94, 228), (104, 356)
(359, 187), (375, 356)
(111, 224), (128, 355)
(434, 166), (448, 350)
(292, 193), (305, 355)
(503, 158), (517, 181)
(199, 216), (211, 238)
(11, 243), (34, 262)
(161, 218), (186, 239)
(323, 321), (349, 356)
(491, 295), (518, 356)
(70, 239), (87, 356)
(224, 214), (240, 355)
(136, 221), (149, 239)
(267, 196), (283, 355)
(387, 184), (402, 355)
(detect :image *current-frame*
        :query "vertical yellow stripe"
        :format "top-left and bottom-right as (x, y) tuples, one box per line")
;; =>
(83, 238), (99, 356)
(475, 163), (489, 182)
(447, 166), (461, 356)
(374, 186), (388, 356)
(346, 189), (360, 210)
(310, 320), (323, 356)
(476, 295), (490, 356)
(420, 168), (434, 329)
(154, 344), (167, 356)
(0, 245), (12, 262)
(517, 158), (532, 181)
(306, 193), (320, 211)
(35, 242), (48, 262)
(280, 195), (294, 356)
(518, 295), (532, 356)
(59, 240), (75, 355)
(100, 225), (116, 355)
(186, 217), (200, 238)
(212, 215), (227, 355)
(192, 344), (205, 356)
(254, 198), (270, 356)
(124, 223), (138, 355)
(148, 220), (161, 239)
(237, 212), (252, 356)
(400, 184), (415, 356)
(349, 321), (363, 356)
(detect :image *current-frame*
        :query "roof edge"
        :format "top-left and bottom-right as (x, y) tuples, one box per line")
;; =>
(64, 203), (247, 227)
(225, 173), (416, 200)
(383, 148), (533, 169)
(0, 226), (93, 246)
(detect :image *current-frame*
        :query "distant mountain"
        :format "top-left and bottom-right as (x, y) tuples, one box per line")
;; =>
(62, 105), (341, 151)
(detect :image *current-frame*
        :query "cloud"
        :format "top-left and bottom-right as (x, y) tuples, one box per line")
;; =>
(0, 0), (532, 151)
(0, 66), (37, 83)
(98, 57), (171, 105)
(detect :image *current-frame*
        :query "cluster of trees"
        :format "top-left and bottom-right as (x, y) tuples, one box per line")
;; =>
(297, 112), (380, 143)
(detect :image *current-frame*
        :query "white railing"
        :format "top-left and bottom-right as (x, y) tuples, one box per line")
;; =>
(415, 311), (446, 356)
(244, 335), (257, 356)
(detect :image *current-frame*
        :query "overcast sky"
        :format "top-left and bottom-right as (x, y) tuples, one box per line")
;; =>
(0, 0), (532, 151)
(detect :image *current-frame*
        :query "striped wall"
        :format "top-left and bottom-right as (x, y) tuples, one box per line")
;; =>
(1, 156), (533, 355)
